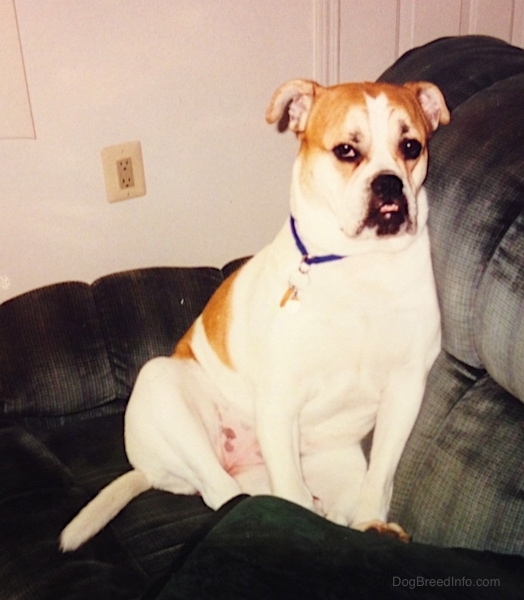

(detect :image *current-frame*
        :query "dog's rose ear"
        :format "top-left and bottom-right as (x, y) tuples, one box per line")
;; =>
(266, 79), (320, 133)
(405, 82), (451, 132)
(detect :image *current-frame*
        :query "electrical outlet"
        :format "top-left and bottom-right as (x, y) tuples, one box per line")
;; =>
(101, 141), (146, 202)
(116, 157), (135, 189)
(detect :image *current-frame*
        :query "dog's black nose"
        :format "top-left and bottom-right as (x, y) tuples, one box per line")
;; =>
(363, 174), (410, 236)
(371, 174), (404, 201)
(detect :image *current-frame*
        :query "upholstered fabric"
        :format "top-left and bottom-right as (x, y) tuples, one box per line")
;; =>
(0, 268), (222, 597)
(92, 267), (222, 398)
(0, 283), (115, 417)
(390, 354), (524, 553)
(381, 35), (524, 388)
(381, 36), (524, 555)
(148, 496), (523, 600)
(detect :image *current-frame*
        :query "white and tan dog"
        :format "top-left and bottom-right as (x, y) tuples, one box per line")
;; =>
(60, 79), (449, 551)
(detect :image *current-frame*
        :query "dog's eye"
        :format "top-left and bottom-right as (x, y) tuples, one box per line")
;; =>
(400, 139), (422, 160)
(333, 144), (361, 163)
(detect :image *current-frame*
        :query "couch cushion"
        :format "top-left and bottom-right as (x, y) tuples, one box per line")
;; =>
(390, 352), (524, 555)
(0, 413), (213, 598)
(427, 75), (524, 386)
(92, 267), (224, 399)
(477, 211), (524, 401)
(0, 266), (228, 418)
(0, 282), (115, 417)
(379, 35), (524, 112)
(381, 36), (524, 402)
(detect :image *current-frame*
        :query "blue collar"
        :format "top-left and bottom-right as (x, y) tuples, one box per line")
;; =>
(290, 216), (346, 265)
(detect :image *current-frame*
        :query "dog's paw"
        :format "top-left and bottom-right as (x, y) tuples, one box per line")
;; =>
(354, 519), (410, 542)
(325, 510), (352, 527)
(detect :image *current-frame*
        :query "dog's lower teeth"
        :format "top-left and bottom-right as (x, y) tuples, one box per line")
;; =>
(380, 205), (399, 214)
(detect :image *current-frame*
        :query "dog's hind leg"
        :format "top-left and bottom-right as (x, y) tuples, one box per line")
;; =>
(125, 356), (243, 510)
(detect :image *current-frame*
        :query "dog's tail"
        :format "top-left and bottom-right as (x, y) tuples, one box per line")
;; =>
(59, 469), (151, 552)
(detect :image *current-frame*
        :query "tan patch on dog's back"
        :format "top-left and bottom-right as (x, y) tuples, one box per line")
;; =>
(201, 269), (241, 369)
(174, 268), (241, 368)
(173, 323), (196, 360)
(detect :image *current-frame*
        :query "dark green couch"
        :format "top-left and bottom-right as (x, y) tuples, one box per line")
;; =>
(0, 36), (522, 599)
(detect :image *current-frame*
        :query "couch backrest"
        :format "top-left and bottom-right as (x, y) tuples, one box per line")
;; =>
(380, 36), (524, 404)
(0, 267), (226, 420)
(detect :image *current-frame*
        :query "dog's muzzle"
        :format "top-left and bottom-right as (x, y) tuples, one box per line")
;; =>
(362, 174), (411, 237)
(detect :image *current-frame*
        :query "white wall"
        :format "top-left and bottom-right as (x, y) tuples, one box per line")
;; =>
(1, 0), (522, 301)
(339, 0), (524, 81)
(1, 0), (312, 301)
(0, 0), (34, 138)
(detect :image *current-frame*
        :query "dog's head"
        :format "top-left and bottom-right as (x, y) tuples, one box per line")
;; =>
(266, 80), (450, 255)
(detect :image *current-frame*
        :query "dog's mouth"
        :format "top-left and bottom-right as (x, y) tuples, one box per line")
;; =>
(360, 174), (412, 237)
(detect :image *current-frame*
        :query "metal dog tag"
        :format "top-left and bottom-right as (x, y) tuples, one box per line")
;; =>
(279, 285), (301, 312)
(280, 257), (311, 311)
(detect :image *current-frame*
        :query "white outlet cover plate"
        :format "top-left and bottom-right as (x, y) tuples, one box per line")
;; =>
(101, 141), (146, 203)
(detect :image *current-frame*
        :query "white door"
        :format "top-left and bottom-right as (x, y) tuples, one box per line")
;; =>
(314, 0), (524, 83)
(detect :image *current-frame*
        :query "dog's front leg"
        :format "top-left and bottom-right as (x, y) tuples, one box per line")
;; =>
(255, 387), (318, 514)
(353, 369), (427, 532)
